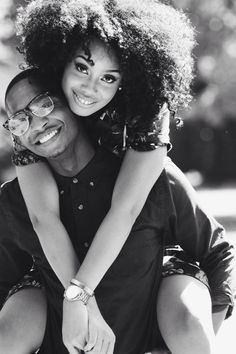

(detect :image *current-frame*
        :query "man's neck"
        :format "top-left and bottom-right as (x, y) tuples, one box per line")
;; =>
(48, 135), (95, 177)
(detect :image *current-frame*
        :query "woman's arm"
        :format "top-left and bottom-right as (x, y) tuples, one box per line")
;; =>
(74, 146), (167, 290)
(16, 162), (79, 288)
(17, 161), (117, 354)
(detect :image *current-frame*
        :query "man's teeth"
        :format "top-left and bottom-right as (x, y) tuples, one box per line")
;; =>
(39, 130), (58, 144)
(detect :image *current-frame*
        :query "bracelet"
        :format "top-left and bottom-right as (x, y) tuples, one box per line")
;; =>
(70, 278), (94, 297)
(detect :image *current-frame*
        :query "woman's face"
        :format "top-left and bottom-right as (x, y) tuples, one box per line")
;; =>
(62, 38), (122, 117)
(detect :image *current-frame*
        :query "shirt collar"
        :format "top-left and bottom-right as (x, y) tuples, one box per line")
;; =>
(52, 148), (120, 189)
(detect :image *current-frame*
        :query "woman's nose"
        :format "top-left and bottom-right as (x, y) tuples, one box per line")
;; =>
(81, 77), (98, 95)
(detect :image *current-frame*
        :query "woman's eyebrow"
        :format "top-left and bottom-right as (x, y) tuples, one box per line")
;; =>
(76, 55), (94, 66)
(104, 69), (121, 73)
(75, 55), (120, 73)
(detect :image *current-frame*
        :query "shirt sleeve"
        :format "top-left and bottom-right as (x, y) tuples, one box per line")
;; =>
(84, 106), (171, 157)
(0, 201), (33, 309)
(165, 160), (236, 318)
(128, 105), (171, 152)
(11, 134), (42, 166)
(12, 150), (42, 166)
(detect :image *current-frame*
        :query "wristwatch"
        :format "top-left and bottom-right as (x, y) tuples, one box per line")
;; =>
(64, 284), (91, 305)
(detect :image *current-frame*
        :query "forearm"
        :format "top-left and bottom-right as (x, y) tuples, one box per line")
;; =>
(74, 206), (135, 290)
(33, 213), (79, 288)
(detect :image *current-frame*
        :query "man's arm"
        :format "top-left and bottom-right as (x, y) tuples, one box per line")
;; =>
(165, 160), (236, 321)
(0, 199), (33, 309)
(0, 241), (33, 309)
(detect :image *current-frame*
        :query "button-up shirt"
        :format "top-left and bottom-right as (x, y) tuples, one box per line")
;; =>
(0, 150), (235, 354)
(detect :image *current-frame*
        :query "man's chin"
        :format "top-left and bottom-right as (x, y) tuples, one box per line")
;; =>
(46, 148), (65, 160)
(30, 146), (65, 160)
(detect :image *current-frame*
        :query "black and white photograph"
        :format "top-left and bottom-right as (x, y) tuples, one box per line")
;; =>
(0, 1), (235, 353)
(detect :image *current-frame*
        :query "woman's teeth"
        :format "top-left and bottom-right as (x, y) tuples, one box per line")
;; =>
(39, 129), (58, 144)
(76, 94), (94, 105)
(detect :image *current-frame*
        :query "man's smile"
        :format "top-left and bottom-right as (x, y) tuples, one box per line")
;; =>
(34, 127), (62, 145)
(38, 129), (59, 144)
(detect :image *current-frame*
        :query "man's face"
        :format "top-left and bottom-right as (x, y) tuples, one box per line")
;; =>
(5, 76), (80, 159)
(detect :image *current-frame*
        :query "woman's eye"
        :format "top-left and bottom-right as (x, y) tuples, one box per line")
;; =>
(102, 75), (117, 84)
(75, 63), (88, 74)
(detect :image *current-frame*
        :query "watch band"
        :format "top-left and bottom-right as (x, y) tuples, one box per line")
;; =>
(64, 285), (91, 305)
(70, 278), (94, 296)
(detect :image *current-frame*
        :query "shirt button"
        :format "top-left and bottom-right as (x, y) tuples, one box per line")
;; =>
(89, 181), (94, 187)
(60, 190), (64, 195)
(78, 204), (84, 210)
(72, 177), (78, 184)
(84, 242), (89, 248)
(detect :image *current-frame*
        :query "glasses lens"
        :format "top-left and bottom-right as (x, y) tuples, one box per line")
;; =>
(30, 94), (54, 117)
(8, 113), (29, 136)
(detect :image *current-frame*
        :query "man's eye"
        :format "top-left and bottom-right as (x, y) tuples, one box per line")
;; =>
(102, 75), (117, 84)
(75, 63), (88, 74)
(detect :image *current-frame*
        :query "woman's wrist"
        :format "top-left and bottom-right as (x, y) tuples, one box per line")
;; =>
(64, 279), (94, 305)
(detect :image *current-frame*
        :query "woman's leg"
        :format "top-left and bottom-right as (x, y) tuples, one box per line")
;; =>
(0, 288), (47, 354)
(157, 274), (215, 354)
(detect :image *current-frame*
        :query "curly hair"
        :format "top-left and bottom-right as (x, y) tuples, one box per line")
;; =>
(16, 0), (196, 124)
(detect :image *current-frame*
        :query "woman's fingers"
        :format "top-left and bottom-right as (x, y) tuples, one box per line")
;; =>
(87, 331), (115, 354)
(106, 338), (115, 354)
(66, 345), (82, 354)
(84, 325), (97, 352)
(89, 336), (103, 353)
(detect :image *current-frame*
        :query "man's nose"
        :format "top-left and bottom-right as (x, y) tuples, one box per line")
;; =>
(29, 114), (49, 131)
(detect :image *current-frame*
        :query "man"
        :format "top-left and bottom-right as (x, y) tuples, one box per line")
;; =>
(0, 69), (235, 354)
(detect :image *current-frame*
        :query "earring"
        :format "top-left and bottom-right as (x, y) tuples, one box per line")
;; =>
(118, 86), (122, 91)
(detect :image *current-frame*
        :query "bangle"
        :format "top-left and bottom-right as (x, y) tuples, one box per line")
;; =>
(70, 278), (94, 297)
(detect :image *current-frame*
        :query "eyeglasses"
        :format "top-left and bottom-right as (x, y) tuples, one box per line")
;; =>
(3, 92), (54, 136)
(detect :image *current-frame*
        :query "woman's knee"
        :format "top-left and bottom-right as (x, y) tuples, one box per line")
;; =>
(157, 275), (215, 354)
(0, 288), (47, 354)
(157, 274), (212, 322)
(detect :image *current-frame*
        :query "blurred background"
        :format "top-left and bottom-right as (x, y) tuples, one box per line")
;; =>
(0, 0), (235, 213)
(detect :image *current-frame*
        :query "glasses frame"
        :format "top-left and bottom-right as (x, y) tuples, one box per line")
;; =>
(3, 92), (54, 136)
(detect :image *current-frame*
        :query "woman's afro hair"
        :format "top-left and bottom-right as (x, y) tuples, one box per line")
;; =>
(16, 0), (196, 122)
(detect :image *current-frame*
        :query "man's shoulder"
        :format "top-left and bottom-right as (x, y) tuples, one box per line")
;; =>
(0, 178), (22, 205)
(163, 158), (198, 204)
(1, 177), (19, 192)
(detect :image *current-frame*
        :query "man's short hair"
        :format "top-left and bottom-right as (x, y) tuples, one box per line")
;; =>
(5, 67), (63, 102)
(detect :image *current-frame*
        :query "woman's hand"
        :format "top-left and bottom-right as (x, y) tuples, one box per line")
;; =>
(62, 299), (88, 353)
(84, 297), (116, 354)
(62, 297), (116, 354)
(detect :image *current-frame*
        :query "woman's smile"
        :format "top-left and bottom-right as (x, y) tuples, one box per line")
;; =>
(72, 90), (97, 107)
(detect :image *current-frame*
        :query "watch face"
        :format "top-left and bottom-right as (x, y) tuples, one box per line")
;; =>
(66, 285), (83, 299)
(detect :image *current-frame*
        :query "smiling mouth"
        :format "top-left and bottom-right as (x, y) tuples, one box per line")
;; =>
(36, 128), (60, 145)
(73, 92), (96, 106)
